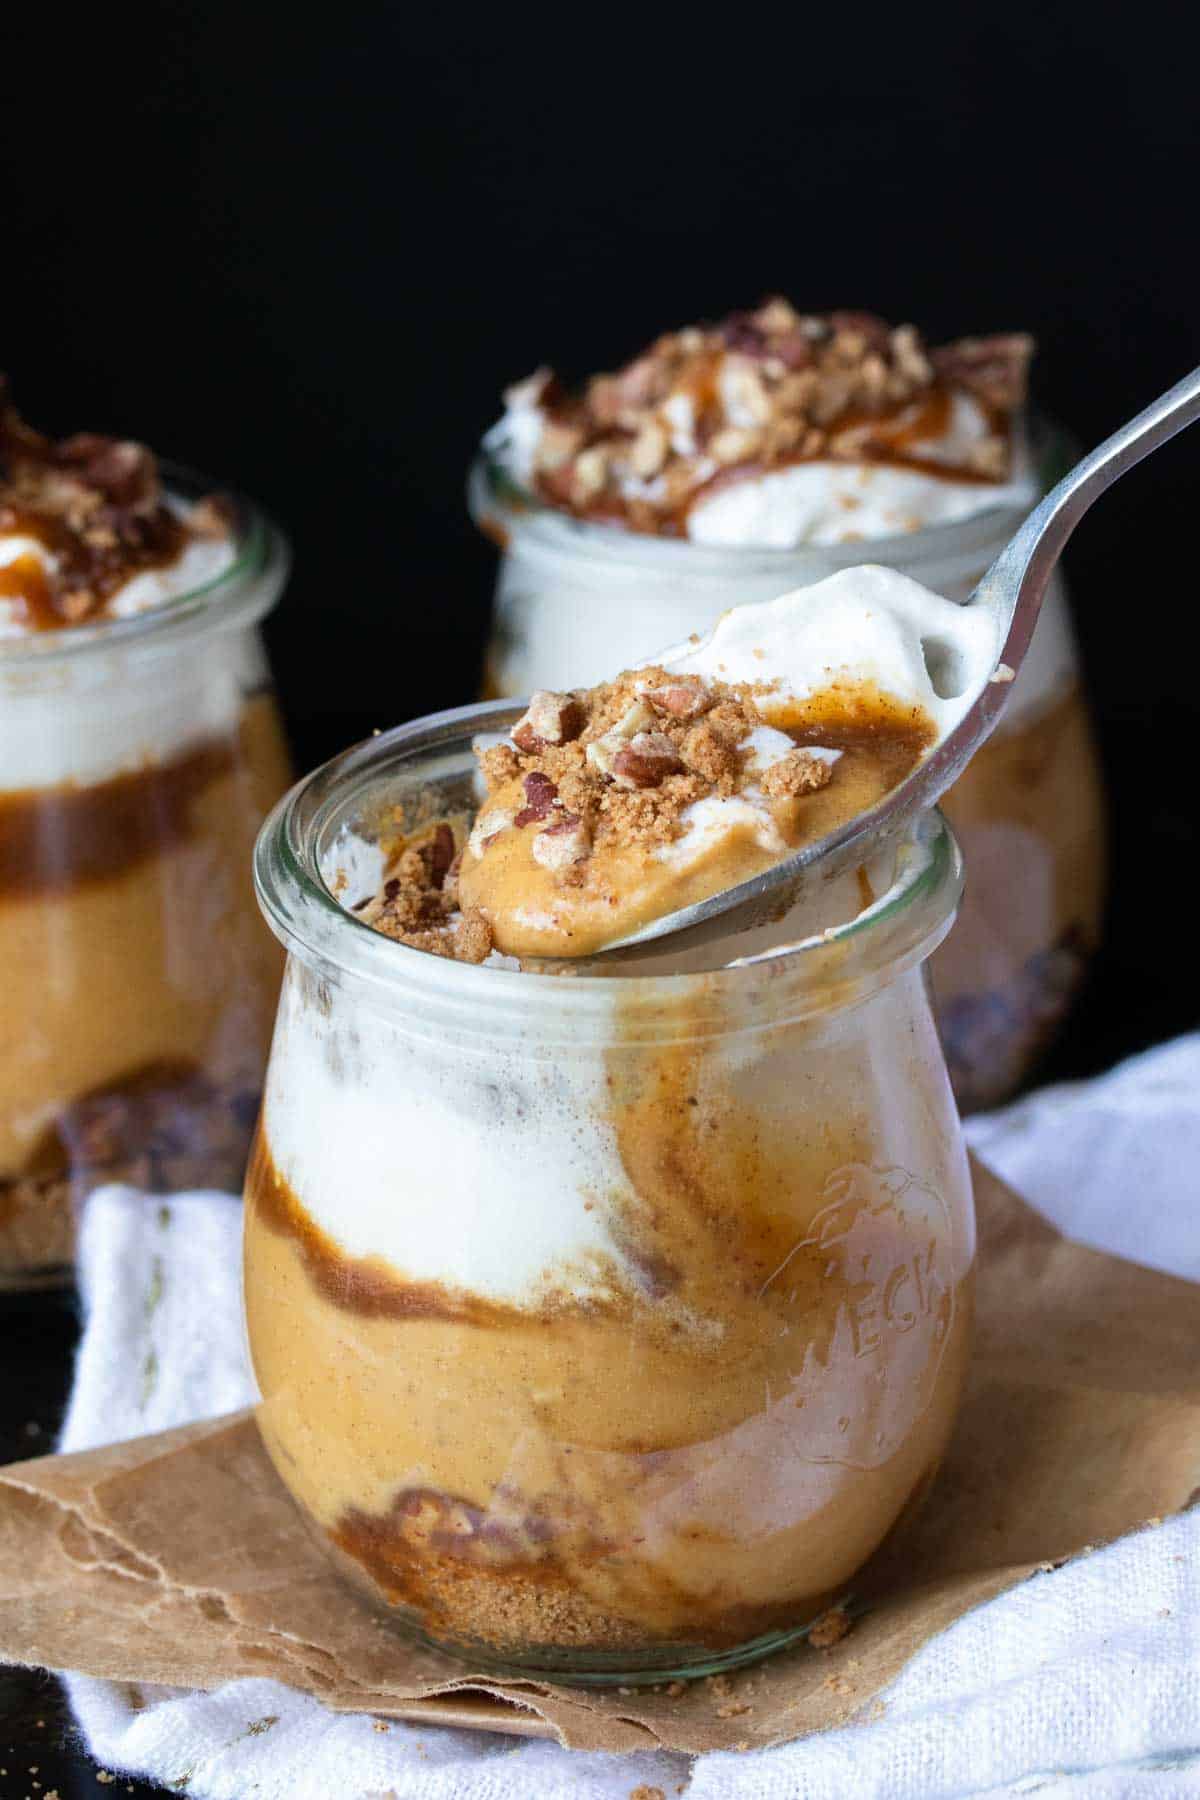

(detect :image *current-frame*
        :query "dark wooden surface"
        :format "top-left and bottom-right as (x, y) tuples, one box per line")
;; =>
(0, 1290), (166, 1800)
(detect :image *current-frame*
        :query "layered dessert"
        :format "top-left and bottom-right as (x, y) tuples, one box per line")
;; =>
(0, 382), (292, 1281)
(472, 301), (1106, 1108)
(245, 573), (977, 1676)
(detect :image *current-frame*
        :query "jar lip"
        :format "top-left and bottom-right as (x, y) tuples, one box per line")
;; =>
(467, 415), (1070, 575)
(254, 700), (964, 1029)
(0, 460), (290, 667)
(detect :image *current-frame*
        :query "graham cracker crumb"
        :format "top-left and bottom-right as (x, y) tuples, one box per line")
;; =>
(629, 1788), (666, 1800)
(359, 821), (494, 965)
(808, 1604), (853, 1649)
(760, 749), (835, 798)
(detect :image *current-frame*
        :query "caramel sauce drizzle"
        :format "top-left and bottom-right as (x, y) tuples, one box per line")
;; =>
(0, 737), (238, 897)
(247, 1131), (543, 1328)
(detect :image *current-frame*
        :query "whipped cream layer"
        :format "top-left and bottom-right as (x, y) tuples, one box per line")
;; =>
(685, 416), (1037, 548)
(0, 626), (269, 792)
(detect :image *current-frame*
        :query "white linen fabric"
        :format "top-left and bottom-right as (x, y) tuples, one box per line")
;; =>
(57, 1034), (1200, 1798)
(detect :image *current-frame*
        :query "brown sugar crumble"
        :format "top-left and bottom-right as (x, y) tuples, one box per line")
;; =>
(500, 299), (1033, 534)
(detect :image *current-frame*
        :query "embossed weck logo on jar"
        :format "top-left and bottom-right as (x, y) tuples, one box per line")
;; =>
(758, 1162), (958, 1471)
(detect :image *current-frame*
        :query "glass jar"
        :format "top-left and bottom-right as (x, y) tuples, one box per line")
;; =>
(245, 712), (975, 1684)
(0, 471), (293, 1288)
(470, 440), (1107, 1111)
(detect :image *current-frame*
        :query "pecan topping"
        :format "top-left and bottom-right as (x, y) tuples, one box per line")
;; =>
(468, 808), (515, 857)
(611, 732), (686, 790)
(511, 689), (585, 753)
(514, 770), (560, 826)
(586, 699), (656, 777)
(645, 680), (712, 720)
(503, 301), (1032, 535)
(0, 377), (230, 631)
(531, 812), (592, 870)
(427, 822), (456, 889)
(930, 334), (1034, 412)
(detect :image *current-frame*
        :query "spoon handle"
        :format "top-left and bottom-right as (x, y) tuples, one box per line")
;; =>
(986, 362), (1200, 677)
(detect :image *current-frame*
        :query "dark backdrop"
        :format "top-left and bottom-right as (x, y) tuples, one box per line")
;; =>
(4, 3), (1198, 1079)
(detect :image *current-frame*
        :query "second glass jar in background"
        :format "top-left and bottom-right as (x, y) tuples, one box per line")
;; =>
(470, 442), (1107, 1111)
(0, 474), (293, 1287)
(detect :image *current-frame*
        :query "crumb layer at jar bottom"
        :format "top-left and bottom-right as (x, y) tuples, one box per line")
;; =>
(316, 1516), (863, 1685)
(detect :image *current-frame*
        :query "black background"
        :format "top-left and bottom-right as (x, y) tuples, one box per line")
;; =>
(2, 5), (1199, 1790)
(3, 4), (1199, 1072)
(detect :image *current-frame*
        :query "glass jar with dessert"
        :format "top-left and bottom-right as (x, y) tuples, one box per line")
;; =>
(0, 384), (293, 1287)
(245, 602), (976, 1684)
(469, 301), (1107, 1110)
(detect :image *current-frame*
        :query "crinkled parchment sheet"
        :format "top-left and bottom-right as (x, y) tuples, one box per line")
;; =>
(2, 1160), (1198, 1754)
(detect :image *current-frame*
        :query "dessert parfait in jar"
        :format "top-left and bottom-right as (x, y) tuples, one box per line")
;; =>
(245, 574), (976, 1681)
(470, 300), (1107, 1108)
(0, 381), (292, 1286)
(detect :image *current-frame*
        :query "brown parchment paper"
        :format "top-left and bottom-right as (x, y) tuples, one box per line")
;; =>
(1, 1158), (1198, 1755)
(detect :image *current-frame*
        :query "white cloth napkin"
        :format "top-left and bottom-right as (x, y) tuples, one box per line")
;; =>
(57, 1035), (1200, 1799)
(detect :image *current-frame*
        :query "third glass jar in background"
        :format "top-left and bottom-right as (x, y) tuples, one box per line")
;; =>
(469, 438), (1107, 1111)
(0, 475), (292, 1287)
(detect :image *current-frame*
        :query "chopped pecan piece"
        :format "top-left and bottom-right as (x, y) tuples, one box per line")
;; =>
(467, 807), (515, 856)
(59, 435), (159, 512)
(611, 732), (685, 790)
(930, 334), (1033, 412)
(645, 679), (712, 720)
(531, 811), (592, 870)
(585, 699), (656, 777)
(514, 770), (560, 826)
(829, 310), (893, 355)
(426, 823), (456, 889)
(511, 689), (585, 753)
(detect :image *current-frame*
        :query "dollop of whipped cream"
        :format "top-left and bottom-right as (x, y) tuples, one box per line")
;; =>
(487, 300), (1036, 549)
(0, 377), (235, 638)
(352, 565), (992, 963)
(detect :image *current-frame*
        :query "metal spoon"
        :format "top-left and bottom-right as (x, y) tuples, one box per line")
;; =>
(579, 361), (1200, 957)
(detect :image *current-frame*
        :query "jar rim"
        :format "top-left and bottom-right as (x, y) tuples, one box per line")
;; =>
(466, 416), (1071, 577)
(0, 460), (290, 668)
(253, 700), (964, 1038)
